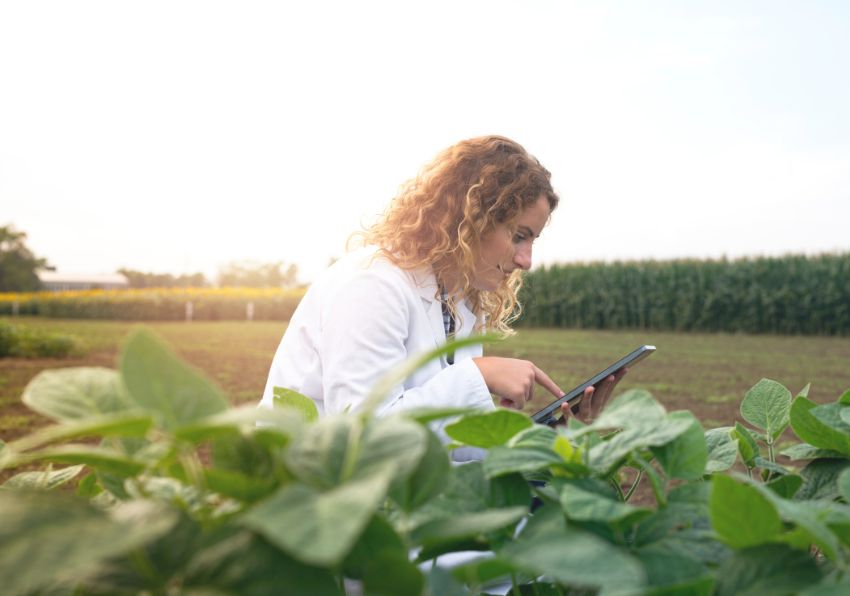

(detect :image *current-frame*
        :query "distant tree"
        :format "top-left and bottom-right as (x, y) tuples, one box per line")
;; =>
(0, 225), (49, 292)
(217, 260), (298, 288)
(118, 268), (209, 288)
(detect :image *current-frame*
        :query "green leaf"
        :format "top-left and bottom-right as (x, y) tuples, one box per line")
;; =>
(241, 468), (393, 567)
(838, 468), (850, 502)
(733, 422), (759, 468)
(389, 427), (450, 511)
(578, 389), (668, 435)
(174, 404), (304, 444)
(4, 444), (146, 477)
(797, 459), (850, 501)
(120, 328), (229, 430)
(588, 414), (695, 474)
(2, 464), (84, 489)
(740, 378), (792, 440)
(342, 515), (407, 580)
(710, 475), (781, 549)
(780, 442), (846, 460)
(650, 412), (707, 480)
(362, 550), (424, 596)
(790, 397), (850, 455)
(273, 386), (319, 422)
(499, 523), (646, 594)
(9, 412), (153, 453)
(482, 445), (563, 478)
(508, 424), (558, 449)
(705, 427), (738, 473)
(445, 408), (532, 448)
(636, 541), (711, 594)
(411, 507), (528, 546)
(0, 491), (176, 595)
(714, 544), (821, 596)
(560, 482), (652, 526)
(765, 474), (803, 499)
(183, 528), (342, 595)
(839, 388), (850, 405)
(22, 367), (133, 421)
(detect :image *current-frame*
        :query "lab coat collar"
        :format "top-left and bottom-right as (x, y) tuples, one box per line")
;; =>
(408, 266), (477, 348)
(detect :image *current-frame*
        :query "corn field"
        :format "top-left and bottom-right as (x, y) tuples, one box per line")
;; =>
(517, 253), (850, 335)
(0, 287), (305, 321)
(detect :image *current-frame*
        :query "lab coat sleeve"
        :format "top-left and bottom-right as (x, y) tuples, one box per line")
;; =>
(320, 270), (494, 416)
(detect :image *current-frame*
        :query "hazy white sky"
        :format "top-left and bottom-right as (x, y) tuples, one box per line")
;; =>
(2, 1), (849, 283)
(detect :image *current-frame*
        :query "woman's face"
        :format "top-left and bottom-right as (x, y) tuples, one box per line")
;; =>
(472, 195), (552, 291)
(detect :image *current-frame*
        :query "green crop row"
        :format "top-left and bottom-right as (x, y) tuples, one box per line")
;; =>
(518, 252), (850, 335)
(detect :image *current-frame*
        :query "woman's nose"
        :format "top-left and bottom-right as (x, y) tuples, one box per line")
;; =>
(513, 245), (532, 270)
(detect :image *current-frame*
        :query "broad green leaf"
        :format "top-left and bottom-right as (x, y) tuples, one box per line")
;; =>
(797, 383), (811, 399)
(766, 474), (803, 499)
(796, 459), (850, 501)
(183, 528), (341, 595)
(450, 556), (519, 589)
(651, 412), (707, 480)
(483, 445), (563, 478)
(389, 427), (450, 511)
(202, 467), (279, 502)
(740, 378), (792, 440)
(839, 388), (850, 405)
(355, 415), (427, 481)
(411, 507), (527, 546)
(710, 475), (781, 549)
(552, 434), (583, 465)
(509, 424), (558, 449)
(284, 415), (355, 487)
(560, 482), (651, 526)
(0, 492), (176, 595)
(588, 414), (695, 473)
(398, 406), (473, 424)
(772, 498), (840, 560)
(576, 389), (667, 436)
(342, 515), (407, 580)
(9, 412), (153, 453)
(811, 403), (850, 436)
(801, 582), (850, 596)
(362, 550), (424, 596)
(2, 464), (84, 490)
(499, 523), (646, 595)
(705, 427), (738, 472)
(120, 328), (228, 430)
(273, 386), (318, 422)
(714, 544), (821, 596)
(636, 541), (711, 595)
(4, 445), (146, 477)
(838, 468), (850, 502)
(22, 367), (133, 421)
(732, 422), (759, 468)
(780, 442), (846, 461)
(790, 397), (850, 455)
(241, 467), (393, 567)
(445, 408), (532, 448)
(174, 404), (303, 443)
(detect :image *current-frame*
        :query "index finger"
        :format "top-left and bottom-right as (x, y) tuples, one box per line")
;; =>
(533, 364), (563, 398)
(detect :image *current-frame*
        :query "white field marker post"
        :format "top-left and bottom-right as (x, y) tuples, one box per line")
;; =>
(247, 301), (254, 321)
(185, 301), (193, 322)
(12, 301), (19, 316)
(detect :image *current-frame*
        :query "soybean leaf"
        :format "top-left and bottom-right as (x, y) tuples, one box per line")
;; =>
(705, 427), (738, 473)
(451, 557), (519, 590)
(710, 475), (781, 549)
(588, 414), (694, 474)
(445, 408), (532, 448)
(22, 367), (133, 421)
(714, 544), (820, 596)
(560, 482), (652, 526)
(241, 467), (393, 567)
(284, 415), (355, 488)
(483, 445), (563, 478)
(0, 492), (176, 595)
(766, 474), (803, 499)
(362, 550), (424, 596)
(9, 412), (153, 453)
(399, 406), (473, 425)
(509, 424), (558, 449)
(800, 582), (850, 596)
(120, 328), (228, 430)
(839, 388), (850, 405)
(838, 468), (850, 503)
(410, 507), (528, 546)
(182, 528), (341, 595)
(272, 386), (318, 423)
(2, 465), (84, 490)
(780, 442), (846, 461)
(732, 422), (759, 469)
(4, 444), (146, 477)
(740, 378), (792, 440)
(389, 427), (450, 512)
(174, 404), (303, 444)
(790, 397), (850, 456)
(651, 412), (707, 480)
(636, 541), (711, 594)
(576, 389), (667, 436)
(342, 515), (407, 580)
(796, 459), (850, 501)
(499, 522), (646, 595)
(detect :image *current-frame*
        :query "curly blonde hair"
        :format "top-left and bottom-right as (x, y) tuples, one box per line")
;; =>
(352, 135), (559, 334)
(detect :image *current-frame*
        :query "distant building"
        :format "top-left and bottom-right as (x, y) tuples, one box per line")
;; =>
(37, 271), (129, 291)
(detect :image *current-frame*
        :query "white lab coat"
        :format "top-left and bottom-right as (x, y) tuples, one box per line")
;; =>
(260, 246), (495, 421)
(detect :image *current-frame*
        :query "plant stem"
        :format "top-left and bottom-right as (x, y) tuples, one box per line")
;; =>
(624, 469), (644, 502)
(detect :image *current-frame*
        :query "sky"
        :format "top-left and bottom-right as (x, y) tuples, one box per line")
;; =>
(2, 1), (849, 284)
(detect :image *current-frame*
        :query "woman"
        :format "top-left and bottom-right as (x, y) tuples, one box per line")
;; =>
(260, 135), (619, 430)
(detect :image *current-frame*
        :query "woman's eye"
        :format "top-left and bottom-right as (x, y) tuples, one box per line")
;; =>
(513, 234), (527, 243)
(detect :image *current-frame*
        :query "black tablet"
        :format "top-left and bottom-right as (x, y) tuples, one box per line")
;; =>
(532, 345), (656, 426)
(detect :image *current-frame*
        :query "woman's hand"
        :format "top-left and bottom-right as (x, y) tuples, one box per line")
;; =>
(473, 356), (563, 410)
(561, 368), (628, 423)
